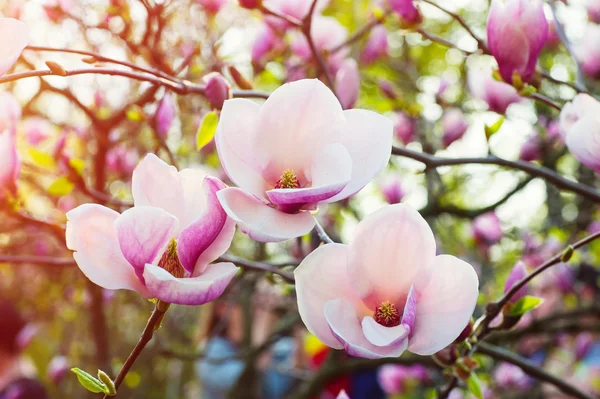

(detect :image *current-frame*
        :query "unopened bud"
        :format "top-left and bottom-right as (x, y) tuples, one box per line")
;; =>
(203, 72), (231, 110)
(228, 66), (253, 90)
(97, 370), (116, 396)
(46, 61), (67, 76)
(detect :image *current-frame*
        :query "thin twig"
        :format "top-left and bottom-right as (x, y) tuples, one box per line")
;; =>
(301, 0), (335, 90)
(313, 219), (334, 244)
(218, 253), (295, 283)
(0, 255), (75, 266)
(330, 11), (391, 54)
(527, 92), (562, 111)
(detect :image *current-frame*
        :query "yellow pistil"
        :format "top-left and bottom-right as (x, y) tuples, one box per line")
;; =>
(275, 169), (300, 189)
(157, 238), (185, 278)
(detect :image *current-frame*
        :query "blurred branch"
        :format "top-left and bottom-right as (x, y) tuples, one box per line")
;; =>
(391, 146), (600, 203)
(219, 253), (295, 283)
(0, 255), (75, 266)
(417, 29), (476, 55)
(302, 0), (336, 90)
(478, 342), (595, 399)
(330, 11), (392, 54)
(313, 219), (334, 244)
(527, 92), (562, 111)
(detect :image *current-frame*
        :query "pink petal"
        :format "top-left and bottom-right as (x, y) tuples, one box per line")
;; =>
(0, 129), (19, 199)
(408, 255), (479, 355)
(114, 206), (179, 280)
(179, 167), (209, 228)
(324, 109), (393, 202)
(217, 187), (315, 242)
(565, 114), (600, 173)
(216, 98), (272, 199)
(143, 262), (238, 305)
(294, 244), (359, 350)
(0, 18), (28, 76)
(66, 204), (149, 295)
(361, 317), (410, 347)
(324, 299), (409, 359)
(178, 177), (235, 275)
(265, 143), (352, 206)
(254, 79), (345, 183)
(132, 154), (186, 228)
(347, 204), (436, 308)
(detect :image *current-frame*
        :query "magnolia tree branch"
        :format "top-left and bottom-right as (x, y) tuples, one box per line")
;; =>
(477, 342), (595, 399)
(330, 10), (392, 54)
(302, 0), (336, 90)
(313, 219), (334, 244)
(391, 146), (600, 203)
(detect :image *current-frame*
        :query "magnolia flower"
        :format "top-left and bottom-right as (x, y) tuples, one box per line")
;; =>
(252, 24), (284, 67)
(335, 59), (360, 110)
(22, 117), (53, 145)
(472, 212), (503, 245)
(486, 0), (548, 83)
(441, 108), (468, 148)
(216, 79), (392, 242)
(196, 0), (227, 14)
(66, 154), (238, 305)
(155, 94), (177, 138)
(519, 132), (542, 161)
(203, 72), (231, 110)
(295, 204), (479, 358)
(290, 16), (348, 71)
(395, 112), (416, 145)
(388, 0), (421, 24)
(47, 356), (70, 384)
(493, 362), (532, 390)
(587, 0), (600, 24)
(468, 65), (522, 114)
(106, 145), (139, 176)
(559, 94), (600, 173)
(264, 0), (329, 23)
(360, 25), (388, 64)
(574, 24), (600, 78)
(379, 177), (405, 205)
(504, 261), (528, 303)
(378, 364), (430, 395)
(0, 18), (28, 77)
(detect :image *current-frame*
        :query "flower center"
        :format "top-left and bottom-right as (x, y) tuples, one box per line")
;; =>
(157, 238), (185, 278)
(374, 301), (401, 327)
(275, 169), (300, 189)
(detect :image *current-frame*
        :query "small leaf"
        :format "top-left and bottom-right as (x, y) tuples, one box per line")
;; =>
(28, 148), (56, 168)
(467, 373), (484, 399)
(48, 176), (74, 197)
(196, 111), (219, 150)
(97, 370), (116, 396)
(71, 368), (108, 394)
(69, 158), (85, 176)
(561, 245), (574, 262)
(126, 105), (145, 121)
(484, 117), (505, 140)
(507, 295), (544, 316)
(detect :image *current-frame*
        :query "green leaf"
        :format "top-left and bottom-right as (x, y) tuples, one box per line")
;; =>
(28, 148), (56, 169)
(97, 370), (116, 396)
(196, 111), (219, 150)
(467, 373), (483, 399)
(484, 117), (505, 140)
(47, 176), (74, 197)
(507, 295), (544, 316)
(71, 368), (108, 394)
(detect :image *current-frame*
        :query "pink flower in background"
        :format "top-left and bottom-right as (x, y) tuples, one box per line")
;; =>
(388, 0), (421, 24)
(589, 220), (600, 234)
(264, 0), (329, 23)
(22, 117), (54, 145)
(43, 0), (73, 22)
(468, 65), (522, 114)
(559, 94), (600, 173)
(0, 94), (21, 201)
(295, 204), (479, 358)
(252, 24), (284, 67)
(395, 112), (416, 145)
(66, 154), (238, 305)
(335, 59), (360, 109)
(0, 92), (22, 134)
(587, 0), (600, 23)
(545, 18), (561, 49)
(519, 133), (542, 162)
(504, 261), (528, 303)
(379, 178), (405, 204)
(155, 94), (177, 138)
(360, 25), (388, 64)
(575, 332), (594, 360)
(216, 79), (392, 242)
(106, 145), (140, 176)
(203, 72), (231, 110)
(5, 1), (23, 19)
(47, 356), (70, 384)
(441, 108), (468, 148)
(290, 16), (348, 71)
(473, 212), (503, 245)
(575, 24), (600, 78)
(196, 0), (227, 14)
(0, 18), (28, 77)
(493, 362), (532, 390)
(486, 0), (548, 83)
(378, 364), (431, 395)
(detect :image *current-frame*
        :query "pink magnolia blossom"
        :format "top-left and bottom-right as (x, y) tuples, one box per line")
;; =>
(379, 178), (405, 205)
(252, 24), (284, 67)
(388, 0), (421, 24)
(589, 220), (600, 234)
(486, 0), (548, 83)
(215, 79), (392, 242)
(587, 0), (600, 24)
(290, 16), (348, 71)
(468, 65), (522, 114)
(559, 94), (600, 173)
(106, 145), (140, 176)
(203, 72), (231, 110)
(575, 332), (594, 360)
(335, 59), (360, 110)
(22, 117), (53, 145)
(294, 204), (479, 358)
(504, 261), (528, 303)
(264, 0), (329, 24)
(360, 25), (388, 64)
(43, 0), (73, 22)
(519, 133), (542, 161)
(0, 18), (28, 77)
(395, 112), (416, 145)
(66, 154), (238, 305)
(0, 93), (21, 201)
(378, 364), (430, 395)
(441, 108), (468, 148)
(5, 2), (24, 19)
(155, 94), (177, 138)
(47, 356), (70, 384)
(575, 24), (600, 78)
(473, 212), (503, 245)
(493, 362), (532, 390)
(196, 0), (227, 14)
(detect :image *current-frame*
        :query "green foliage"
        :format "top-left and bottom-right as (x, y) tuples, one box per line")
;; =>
(467, 373), (484, 399)
(507, 296), (544, 316)
(71, 368), (113, 395)
(196, 111), (219, 150)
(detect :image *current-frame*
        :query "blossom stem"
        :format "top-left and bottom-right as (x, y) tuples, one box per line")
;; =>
(526, 92), (562, 111)
(102, 303), (169, 398)
(313, 219), (334, 244)
(302, 0), (336, 90)
(330, 10), (391, 54)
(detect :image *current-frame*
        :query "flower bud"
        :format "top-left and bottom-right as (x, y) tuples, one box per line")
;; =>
(575, 332), (594, 360)
(47, 356), (70, 384)
(387, 0), (421, 25)
(379, 178), (405, 205)
(441, 108), (468, 148)
(239, 0), (261, 9)
(519, 133), (542, 162)
(486, 0), (548, 83)
(559, 94), (600, 173)
(196, 0), (227, 14)
(395, 111), (416, 145)
(504, 261), (528, 303)
(335, 59), (360, 110)
(574, 24), (600, 78)
(378, 79), (397, 99)
(360, 25), (388, 64)
(155, 94), (176, 138)
(473, 212), (503, 245)
(587, 0), (600, 23)
(454, 318), (473, 343)
(468, 65), (522, 114)
(203, 72), (231, 110)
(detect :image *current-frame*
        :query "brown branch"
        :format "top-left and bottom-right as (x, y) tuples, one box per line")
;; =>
(301, 0), (335, 90)
(218, 253), (295, 283)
